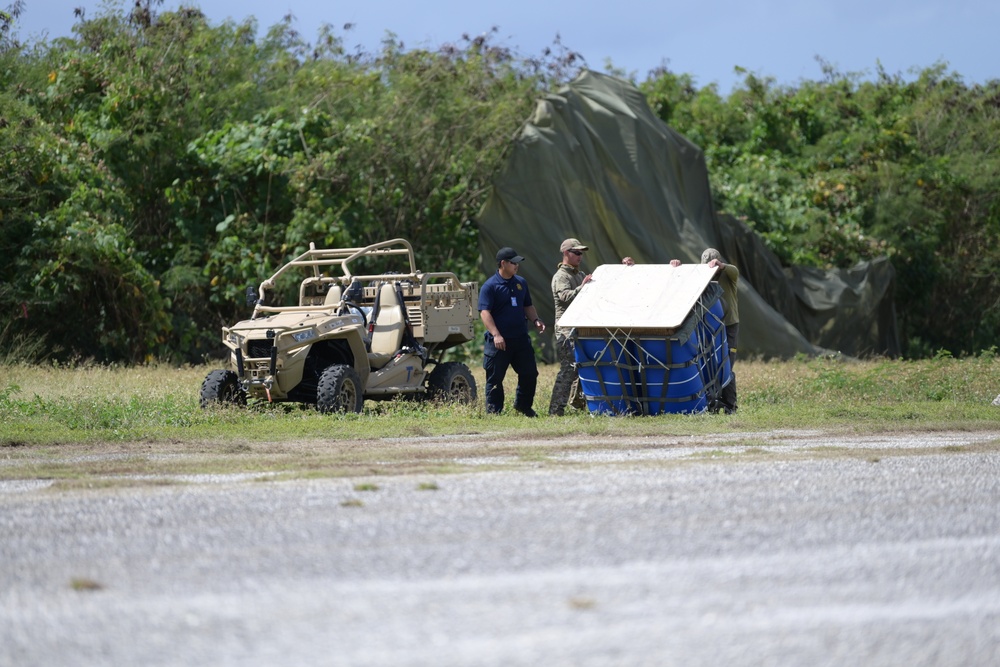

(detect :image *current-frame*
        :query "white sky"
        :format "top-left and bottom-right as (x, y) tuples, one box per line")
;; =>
(12, 0), (1000, 93)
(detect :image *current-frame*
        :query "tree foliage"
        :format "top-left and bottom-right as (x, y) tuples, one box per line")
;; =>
(2, 3), (548, 362)
(641, 64), (1000, 356)
(2, 1), (998, 361)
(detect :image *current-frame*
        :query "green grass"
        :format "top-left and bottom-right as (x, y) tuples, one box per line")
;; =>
(1, 356), (998, 483)
(4, 356), (998, 442)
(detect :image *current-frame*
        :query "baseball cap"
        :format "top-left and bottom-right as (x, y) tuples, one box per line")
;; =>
(496, 247), (525, 263)
(701, 248), (723, 263)
(560, 238), (589, 252)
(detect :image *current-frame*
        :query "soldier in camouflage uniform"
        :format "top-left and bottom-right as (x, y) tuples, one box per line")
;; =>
(549, 238), (592, 416)
(671, 248), (740, 413)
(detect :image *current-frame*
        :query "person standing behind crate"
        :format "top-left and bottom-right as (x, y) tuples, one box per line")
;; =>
(479, 247), (546, 417)
(671, 248), (739, 413)
(549, 238), (593, 416)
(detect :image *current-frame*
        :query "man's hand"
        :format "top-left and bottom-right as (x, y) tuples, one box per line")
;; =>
(493, 333), (507, 350)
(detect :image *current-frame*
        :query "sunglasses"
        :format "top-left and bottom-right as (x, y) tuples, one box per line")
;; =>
(568, 250), (583, 256)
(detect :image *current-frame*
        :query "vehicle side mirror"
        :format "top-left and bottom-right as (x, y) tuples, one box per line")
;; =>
(246, 285), (259, 307)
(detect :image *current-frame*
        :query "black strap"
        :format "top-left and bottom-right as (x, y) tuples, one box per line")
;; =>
(394, 282), (420, 349)
(367, 282), (382, 337)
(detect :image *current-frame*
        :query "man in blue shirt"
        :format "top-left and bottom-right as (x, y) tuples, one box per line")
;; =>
(478, 247), (546, 416)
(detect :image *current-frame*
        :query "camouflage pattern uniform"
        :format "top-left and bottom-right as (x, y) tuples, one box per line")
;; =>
(549, 263), (588, 415)
(703, 248), (740, 414)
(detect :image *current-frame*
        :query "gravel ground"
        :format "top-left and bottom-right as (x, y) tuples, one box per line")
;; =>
(2, 430), (999, 666)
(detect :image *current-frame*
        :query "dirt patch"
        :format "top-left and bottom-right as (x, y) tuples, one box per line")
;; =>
(2, 429), (998, 492)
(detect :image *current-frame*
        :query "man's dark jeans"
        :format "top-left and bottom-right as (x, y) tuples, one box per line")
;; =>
(482, 333), (538, 414)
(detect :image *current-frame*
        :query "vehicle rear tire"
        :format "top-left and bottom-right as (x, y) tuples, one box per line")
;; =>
(200, 369), (247, 408)
(317, 364), (364, 414)
(427, 362), (477, 404)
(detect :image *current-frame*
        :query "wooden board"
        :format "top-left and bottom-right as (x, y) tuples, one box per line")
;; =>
(558, 263), (717, 330)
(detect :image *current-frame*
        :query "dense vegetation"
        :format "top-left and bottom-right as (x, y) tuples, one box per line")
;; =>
(2, 0), (998, 364)
(640, 62), (1000, 358)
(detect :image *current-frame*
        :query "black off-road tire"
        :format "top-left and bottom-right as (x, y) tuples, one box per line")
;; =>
(199, 369), (247, 408)
(316, 364), (365, 414)
(426, 362), (477, 404)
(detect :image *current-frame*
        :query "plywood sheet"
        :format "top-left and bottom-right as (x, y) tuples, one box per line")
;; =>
(558, 264), (717, 330)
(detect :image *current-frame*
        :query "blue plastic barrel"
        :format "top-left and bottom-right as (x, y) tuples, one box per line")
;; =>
(574, 337), (638, 415)
(571, 288), (732, 416)
(633, 336), (707, 414)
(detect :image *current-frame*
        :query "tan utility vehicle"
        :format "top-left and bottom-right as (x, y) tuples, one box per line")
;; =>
(200, 238), (478, 413)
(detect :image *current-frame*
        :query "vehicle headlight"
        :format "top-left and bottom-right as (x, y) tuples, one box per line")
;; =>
(290, 329), (317, 343)
(227, 331), (244, 346)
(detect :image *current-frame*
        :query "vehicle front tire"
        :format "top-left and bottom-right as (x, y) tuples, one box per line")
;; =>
(426, 362), (477, 404)
(200, 369), (247, 408)
(317, 364), (365, 414)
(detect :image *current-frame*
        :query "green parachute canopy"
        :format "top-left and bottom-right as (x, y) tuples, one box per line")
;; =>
(476, 70), (899, 361)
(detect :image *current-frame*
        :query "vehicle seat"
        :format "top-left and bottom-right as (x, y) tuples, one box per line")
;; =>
(298, 277), (327, 306)
(324, 285), (343, 307)
(367, 283), (405, 369)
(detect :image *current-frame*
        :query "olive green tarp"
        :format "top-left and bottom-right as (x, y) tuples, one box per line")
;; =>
(475, 70), (900, 361)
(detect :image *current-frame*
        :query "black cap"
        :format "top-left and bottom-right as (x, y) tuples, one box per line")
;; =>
(496, 247), (525, 263)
